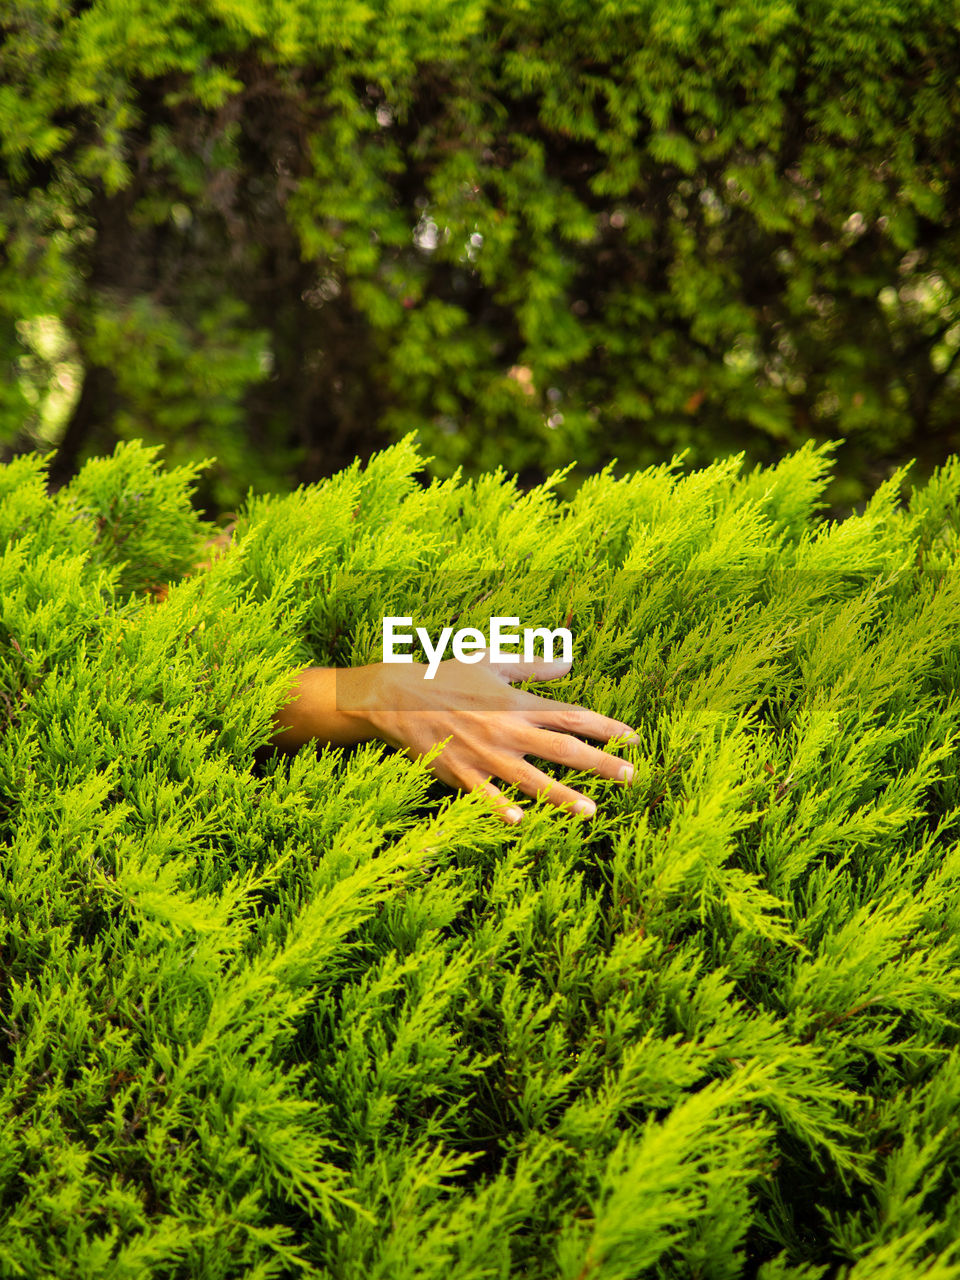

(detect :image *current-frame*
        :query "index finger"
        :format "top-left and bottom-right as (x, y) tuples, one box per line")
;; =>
(520, 695), (641, 744)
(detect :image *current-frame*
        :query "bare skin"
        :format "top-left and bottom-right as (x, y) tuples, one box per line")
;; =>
(269, 656), (638, 824)
(176, 526), (637, 823)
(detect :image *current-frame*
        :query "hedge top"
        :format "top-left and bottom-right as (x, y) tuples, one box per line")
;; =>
(3, 438), (960, 1278)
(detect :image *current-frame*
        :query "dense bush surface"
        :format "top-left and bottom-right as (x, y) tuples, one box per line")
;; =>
(3, 1), (960, 509)
(3, 438), (960, 1278)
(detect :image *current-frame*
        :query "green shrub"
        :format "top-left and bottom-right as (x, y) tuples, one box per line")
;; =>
(3, 1), (960, 509)
(3, 437), (960, 1277)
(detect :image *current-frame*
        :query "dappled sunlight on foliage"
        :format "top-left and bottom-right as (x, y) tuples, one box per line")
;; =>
(1, 1), (959, 510)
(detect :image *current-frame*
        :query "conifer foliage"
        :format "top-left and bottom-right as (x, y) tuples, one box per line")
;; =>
(3, 438), (960, 1277)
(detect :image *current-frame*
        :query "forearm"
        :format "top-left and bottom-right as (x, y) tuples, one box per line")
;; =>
(269, 665), (381, 751)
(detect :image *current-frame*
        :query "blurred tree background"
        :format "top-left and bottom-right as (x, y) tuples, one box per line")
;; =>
(2, 0), (959, 515)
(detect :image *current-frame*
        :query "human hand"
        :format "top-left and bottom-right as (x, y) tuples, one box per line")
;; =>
(338, 656), (637, 823)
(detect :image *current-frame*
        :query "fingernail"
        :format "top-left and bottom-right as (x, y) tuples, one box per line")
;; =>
(624, 730), (642, 743)
(505, 806), (523, 823)
(573, 798), (596, 817)
(619, 764), (634, 783)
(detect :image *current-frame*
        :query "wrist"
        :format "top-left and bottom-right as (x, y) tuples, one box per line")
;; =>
(332, 663), (390, 743)
(271, 665), (379, 751)
(338, 661), (435, 749)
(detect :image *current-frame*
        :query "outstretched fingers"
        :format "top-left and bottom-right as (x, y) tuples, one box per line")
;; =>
(455, 770), (524, 824)
(522, 694), (640, 745)
(508, 760), (597, 817)
(521, 726), (635, 783)
(447, 758), (598, 824)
